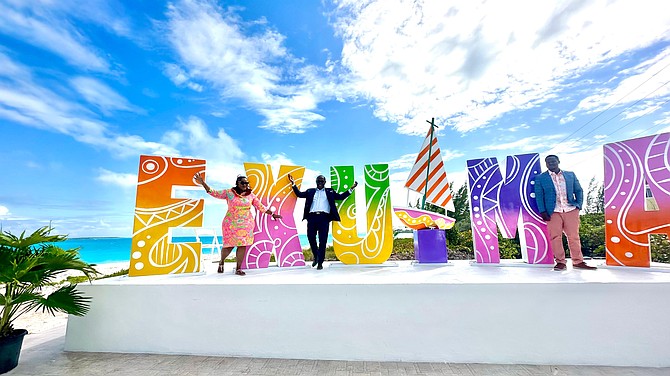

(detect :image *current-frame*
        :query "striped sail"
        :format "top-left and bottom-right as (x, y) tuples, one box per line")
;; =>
(404, 128), (455, 212)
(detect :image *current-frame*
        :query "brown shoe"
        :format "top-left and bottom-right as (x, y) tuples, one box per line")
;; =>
(553, 263), (566, 271)
(573, 262), (597, 270)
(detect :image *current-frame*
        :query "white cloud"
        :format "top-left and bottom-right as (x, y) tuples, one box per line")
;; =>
(260, 152), (295, 170)
(163, 63), (191, 86)
(25, 161), (41, 169)
(70, 77), (142, 114)
(187, 82), (204, 92)
(259, 152), (324, 187)
(560, 115), (576, 125)
(96, 168), (137, 187)
(0, 2), (111, 71)
(479, 135), (564, 152)
(385, 148), (464, 171)
(385, 154), (419, 170)
(0, 205), (10, 216)
(621, 100), (667, 120)
(0, 53), (177, 158)
(332, 0), (670, 135)
(575, 48), (670, 113)
(161, 116), (245, 186)
(163, 0), (342, 133)
(507, 124), (531, 132)
(170, 116), (244, 162)
(441, 149), (465, 162)
(0, 52), (32, 80)
(388, 171), (410, 183)
(110, 135), (179, 158)
(553, 148), (604, 185)
(654, 112), (670, 126)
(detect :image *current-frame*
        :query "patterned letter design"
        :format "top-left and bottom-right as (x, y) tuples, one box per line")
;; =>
(242, 163), (306, 269)
(130, 155), (205, 276)
(467, 154), (553, 264)
(331, 164), (393, 264)
(604, 133), (670, 267)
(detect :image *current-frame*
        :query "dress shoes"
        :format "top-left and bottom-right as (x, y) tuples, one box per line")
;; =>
(573, 262), (597, 270)
(317, 264), (323, 270)
(553, 262), (566, 271)
(312, 260), (317, 267)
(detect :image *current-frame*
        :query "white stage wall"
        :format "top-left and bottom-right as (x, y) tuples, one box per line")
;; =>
(65, 261), (670, 367)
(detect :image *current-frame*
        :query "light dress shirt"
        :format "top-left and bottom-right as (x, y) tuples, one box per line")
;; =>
(310, 188), (330, 213)
(549, 170), (576, 213)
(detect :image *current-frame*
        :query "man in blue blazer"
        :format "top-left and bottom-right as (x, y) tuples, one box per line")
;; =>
(534, 155), (596, 271)
(288, 174), (358, 269)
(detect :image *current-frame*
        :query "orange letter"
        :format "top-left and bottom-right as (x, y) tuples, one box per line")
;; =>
(604, 133), (670, 267)
(129, 155), (205, 276)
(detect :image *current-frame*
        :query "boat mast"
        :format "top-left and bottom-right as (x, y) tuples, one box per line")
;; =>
(422, 117), (438, 210)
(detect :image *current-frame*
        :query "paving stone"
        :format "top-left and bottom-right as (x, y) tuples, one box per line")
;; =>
(9, 328), (670, 376)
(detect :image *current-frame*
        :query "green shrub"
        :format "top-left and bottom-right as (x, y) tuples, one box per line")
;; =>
(651, 234), (670, 263)
(101, 268), (129, 278)
(62, 268), (129, 284)
(448, 245), (474, 260)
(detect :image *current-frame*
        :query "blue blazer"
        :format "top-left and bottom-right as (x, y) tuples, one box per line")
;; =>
(291, 186), (351, 222)
(533, 170), (583, 216)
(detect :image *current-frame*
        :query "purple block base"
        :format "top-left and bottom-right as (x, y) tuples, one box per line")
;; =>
(414, 229), (448, 263)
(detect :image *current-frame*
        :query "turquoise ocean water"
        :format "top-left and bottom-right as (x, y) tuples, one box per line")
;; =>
(60, 235), (330, 264)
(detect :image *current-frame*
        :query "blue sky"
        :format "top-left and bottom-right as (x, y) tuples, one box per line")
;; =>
(1, 0), (669, 238)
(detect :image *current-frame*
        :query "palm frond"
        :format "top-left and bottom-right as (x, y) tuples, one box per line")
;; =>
(39, 285), (92, 317)
(10, 291), (42, 307)
(1, 226), (96, 336)
(0, 226), (66, 249)
(20, 250), (98, 285)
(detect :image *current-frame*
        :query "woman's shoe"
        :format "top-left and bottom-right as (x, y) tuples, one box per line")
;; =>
(217, 262), (224, 273)
(235, 268), (246, 276)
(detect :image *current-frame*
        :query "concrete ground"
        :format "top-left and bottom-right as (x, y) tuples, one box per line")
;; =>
(6, 323), (669, 376)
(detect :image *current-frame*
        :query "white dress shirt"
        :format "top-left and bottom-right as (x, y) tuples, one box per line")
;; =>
(310, 188), (330, 213)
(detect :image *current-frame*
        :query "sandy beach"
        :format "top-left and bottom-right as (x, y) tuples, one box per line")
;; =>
(13, 261), (130, 335)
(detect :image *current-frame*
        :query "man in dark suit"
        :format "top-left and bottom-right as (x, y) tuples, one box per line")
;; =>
(288, 174), (358, 269)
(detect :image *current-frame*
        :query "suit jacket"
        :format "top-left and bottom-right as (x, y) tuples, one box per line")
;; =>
(291, 185), (352, 222)
(533, 170), (583, 216)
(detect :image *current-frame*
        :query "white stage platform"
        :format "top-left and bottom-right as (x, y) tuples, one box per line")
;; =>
(65, 260), (670, 367)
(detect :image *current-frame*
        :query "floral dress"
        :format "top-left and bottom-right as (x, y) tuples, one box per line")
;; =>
(208, 189), (267, 247)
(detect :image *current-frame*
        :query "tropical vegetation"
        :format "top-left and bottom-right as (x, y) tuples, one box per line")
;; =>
(0, 226), (97, 338)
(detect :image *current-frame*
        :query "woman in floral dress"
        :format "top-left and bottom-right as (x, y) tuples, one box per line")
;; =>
(194, 173), (281, 275)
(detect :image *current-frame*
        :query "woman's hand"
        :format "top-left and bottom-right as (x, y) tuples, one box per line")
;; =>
(266, 209), (282, 220)
(193, 172), (211, 193)
(193, 172), (204, 185)
(287, 174), (295, 185)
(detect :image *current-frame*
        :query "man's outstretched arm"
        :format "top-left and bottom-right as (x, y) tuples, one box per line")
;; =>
(332, 181), (358, 200)
(288, 173), (308, 198)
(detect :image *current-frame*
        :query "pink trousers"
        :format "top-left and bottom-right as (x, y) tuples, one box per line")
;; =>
(547, 208), (584, 265)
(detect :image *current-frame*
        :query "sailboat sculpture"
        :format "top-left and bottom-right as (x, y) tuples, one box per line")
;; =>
(393, 121), (456, 230)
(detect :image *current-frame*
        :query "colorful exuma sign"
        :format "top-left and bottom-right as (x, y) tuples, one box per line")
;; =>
(129, 132), (670, 275)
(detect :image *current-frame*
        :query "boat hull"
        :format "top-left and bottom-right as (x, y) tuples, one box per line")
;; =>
(393, 207), (455, 230)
